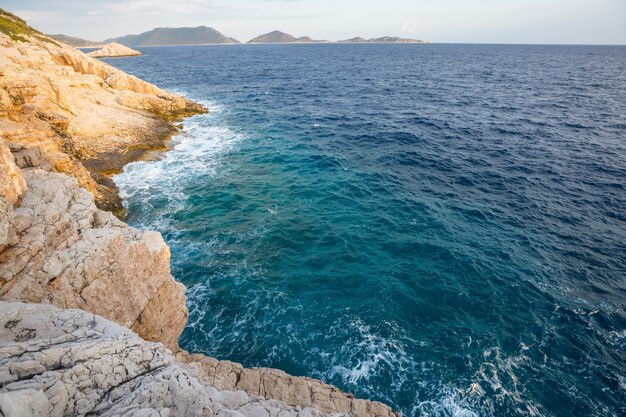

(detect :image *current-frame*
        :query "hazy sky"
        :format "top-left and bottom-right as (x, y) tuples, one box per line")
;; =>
(4, 0), (626, 44)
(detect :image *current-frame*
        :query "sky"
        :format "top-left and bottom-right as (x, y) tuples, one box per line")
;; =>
(3, 0), (626, 45)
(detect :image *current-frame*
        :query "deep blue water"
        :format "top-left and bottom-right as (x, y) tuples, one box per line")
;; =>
(110, 44), (626, 417)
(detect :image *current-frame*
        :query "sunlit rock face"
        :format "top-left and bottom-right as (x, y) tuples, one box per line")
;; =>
(0, 141), (188, 350)
(87, 42), (142, 58)
(0, 18), (205, 215)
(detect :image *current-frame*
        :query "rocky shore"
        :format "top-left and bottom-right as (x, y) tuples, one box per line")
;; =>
(0, 8), (204, 217)
(0, 9), (398, 417)
(87, 42), (142, 58)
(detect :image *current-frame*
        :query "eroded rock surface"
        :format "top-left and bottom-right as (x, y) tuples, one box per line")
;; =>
(0, 137), (26, 252)
(0, 302), (348, 417)
(87, 42), (142, 58)
(0, 154), (187, 351)
(0, 19), (205, 215)
(178, 353), (399, 417)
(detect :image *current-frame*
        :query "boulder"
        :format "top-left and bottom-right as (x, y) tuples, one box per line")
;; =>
(87, 42), (142, 58)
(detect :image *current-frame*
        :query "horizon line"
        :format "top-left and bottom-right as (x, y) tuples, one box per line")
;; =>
(78, 41), (626, 47)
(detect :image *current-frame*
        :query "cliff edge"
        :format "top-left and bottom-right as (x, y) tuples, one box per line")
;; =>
(0, 137), (188, 351)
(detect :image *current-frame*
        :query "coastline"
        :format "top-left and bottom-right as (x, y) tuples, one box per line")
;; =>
(80, 41), (430, 48)
(82, 111), (193, 218)
(0, 11), (399, 417)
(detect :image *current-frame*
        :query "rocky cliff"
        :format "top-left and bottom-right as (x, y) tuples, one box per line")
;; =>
(0, 141), (187, 351)
(0, 8), (205, 217)
(0, 9), (398, 417)
(0, 7), (194, 350)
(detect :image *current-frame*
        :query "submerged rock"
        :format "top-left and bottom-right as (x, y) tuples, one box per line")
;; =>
(87, 42), (142, 58)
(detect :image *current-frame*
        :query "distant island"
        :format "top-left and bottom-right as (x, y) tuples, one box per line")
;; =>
(247, 30), (328, 44)
(339, 36), (428, 44)
(247, 31), (427, 44)
(49, 27), (428, 48)
(49, 34), (103, 47)
(105, 26), (240, 46)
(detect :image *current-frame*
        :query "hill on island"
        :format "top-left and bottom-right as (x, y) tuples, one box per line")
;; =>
(47, 27), (428, 49)
(248, 30), (328, 44)
(106, 26), (240, 46)
(49, 34), (103, 47)
(339, 36), (428, 43)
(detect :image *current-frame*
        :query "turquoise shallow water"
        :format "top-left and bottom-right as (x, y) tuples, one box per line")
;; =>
(110, 44), (626, 417)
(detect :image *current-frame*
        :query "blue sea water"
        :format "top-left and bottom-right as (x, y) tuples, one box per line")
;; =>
(109, 44), (626, 417)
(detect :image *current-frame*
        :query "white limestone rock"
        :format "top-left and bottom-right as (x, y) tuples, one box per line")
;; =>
(0, 302), (347, 417)
(0, 168), (187, 351)
(87, 42), (142, 58)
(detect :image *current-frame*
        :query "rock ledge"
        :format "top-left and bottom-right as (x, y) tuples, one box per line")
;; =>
(0, 302), (350, 417)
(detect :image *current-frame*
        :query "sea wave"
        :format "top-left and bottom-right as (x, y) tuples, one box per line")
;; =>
(114, 102), (244, 233)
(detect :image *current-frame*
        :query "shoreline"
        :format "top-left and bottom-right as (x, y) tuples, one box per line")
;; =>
(83, 114), (195, 218)
(0, 11), (400, 417)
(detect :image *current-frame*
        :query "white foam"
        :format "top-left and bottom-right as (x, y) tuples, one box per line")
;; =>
(412, 388), (480, 417)
(464, 345), (543, 416)
(312, 318), (418, 391)
(114, 100), (244, 235)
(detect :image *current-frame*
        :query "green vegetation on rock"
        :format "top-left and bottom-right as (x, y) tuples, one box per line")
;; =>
(0, 8), (58, 45)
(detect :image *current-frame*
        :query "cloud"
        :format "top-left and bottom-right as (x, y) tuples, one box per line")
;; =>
(401, 19), (420, 34)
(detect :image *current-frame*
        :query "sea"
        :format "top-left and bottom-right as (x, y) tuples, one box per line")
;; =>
(108, 43), (626, 417)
